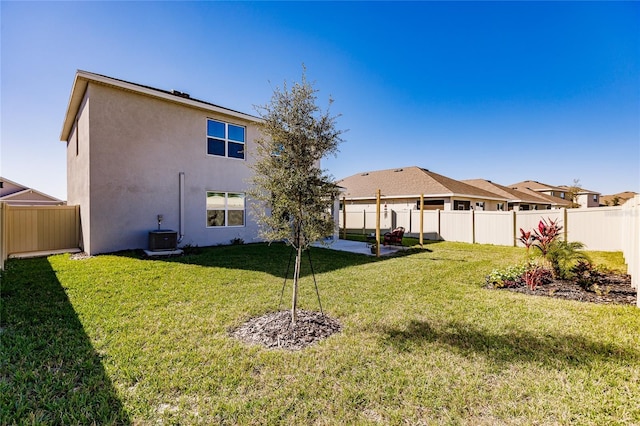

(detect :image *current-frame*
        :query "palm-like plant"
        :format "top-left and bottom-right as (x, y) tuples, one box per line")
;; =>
(546, 240), (591, 279)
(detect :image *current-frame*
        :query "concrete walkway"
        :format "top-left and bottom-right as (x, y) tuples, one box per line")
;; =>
(312, 239), (404, 256)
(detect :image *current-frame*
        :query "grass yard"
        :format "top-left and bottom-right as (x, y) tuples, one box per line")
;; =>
(1, 241), (639, 425)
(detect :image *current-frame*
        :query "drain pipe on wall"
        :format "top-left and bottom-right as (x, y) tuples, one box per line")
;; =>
(178, 172), (185, 243)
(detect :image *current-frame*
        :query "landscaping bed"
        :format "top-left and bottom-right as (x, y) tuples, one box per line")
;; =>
(488, 271), (636, 305)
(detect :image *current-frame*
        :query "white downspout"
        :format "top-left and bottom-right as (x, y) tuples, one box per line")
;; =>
(178, 172), (185, 243)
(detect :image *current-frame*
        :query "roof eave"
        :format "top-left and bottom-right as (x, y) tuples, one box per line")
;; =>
(60, 70), (261, 141)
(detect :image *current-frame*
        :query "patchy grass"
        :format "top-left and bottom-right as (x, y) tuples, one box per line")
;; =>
(1, 242), (638, 425)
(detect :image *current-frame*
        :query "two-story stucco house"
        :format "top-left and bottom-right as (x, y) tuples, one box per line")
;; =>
(60, 71), (266, 255)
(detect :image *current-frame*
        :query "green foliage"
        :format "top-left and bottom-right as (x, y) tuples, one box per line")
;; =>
(248, 68), (344, 324)
(180, 242), (202, 255)
(488, 262), (552, 290)
(545, 240), (590, 279)
(487, 264), (527, 288)
(249, 68), (343, 249)
(571, 260), (607, 292)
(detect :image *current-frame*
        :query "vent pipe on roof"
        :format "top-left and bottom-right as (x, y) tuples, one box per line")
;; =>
(394, 168), (403, 172)
(172, 90), (190, 99)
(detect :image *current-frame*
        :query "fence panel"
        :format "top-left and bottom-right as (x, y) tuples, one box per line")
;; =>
(440, 211), (473, 243)
(7, 207), (39, 254)
(621, 196), (639, 297)
(566, 207), (623, 252)
(475, 211), (515, 246)
(5, 205), (79, 255)
(515, 210), (565, 246)
(394, 209), (412, 232)
(342, 209), (393, 234)
(410, 210), (440, 240)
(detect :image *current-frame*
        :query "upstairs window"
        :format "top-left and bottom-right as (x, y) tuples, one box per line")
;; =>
(207, 119), (245, 159)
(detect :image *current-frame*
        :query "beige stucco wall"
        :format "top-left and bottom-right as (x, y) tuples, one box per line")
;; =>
(67, 90), (91, 252)
(67, 82), (262, 254)
(577, 193), (600, 208)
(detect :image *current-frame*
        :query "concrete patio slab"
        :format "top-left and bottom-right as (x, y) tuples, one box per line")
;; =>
(312, 239), (404, 256)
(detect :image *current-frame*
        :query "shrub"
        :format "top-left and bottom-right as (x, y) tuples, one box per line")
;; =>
(531, 217), (563, 258)
(546, 240), (590, 279)
(571, 260), (604, 291)
(487, 264), (527, 288)
(522, 263), (553, 290)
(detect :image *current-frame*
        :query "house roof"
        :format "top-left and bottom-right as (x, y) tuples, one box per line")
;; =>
(0, 176), (63, 205)
(337, 167), (508, 201)
(61, 70), (260, 141)
(462, 179), (552, 205)
(508, 185), (572, 207)
(509, 180), (567, 192)
(600, 191), (638, 205)
(557, 185), (601, 195)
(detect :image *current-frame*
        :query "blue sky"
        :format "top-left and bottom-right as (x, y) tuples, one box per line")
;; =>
(2, 1), (639, 200)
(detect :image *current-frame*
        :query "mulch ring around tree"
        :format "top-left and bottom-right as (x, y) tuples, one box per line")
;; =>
(230, 310), (342, 351)
(488, 272), (636, 305)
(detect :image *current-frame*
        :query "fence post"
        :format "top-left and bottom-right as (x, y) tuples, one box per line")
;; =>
(563, 208), (568, 241)
(342, 196), (346, 239)
(419, 194), (424, 247)
(362, 210), (366, 235)
(471, 209), (476, 244)
(512, 210), (517, 247)
(0, 202), (5, 270)
(375, 190), (381, 257)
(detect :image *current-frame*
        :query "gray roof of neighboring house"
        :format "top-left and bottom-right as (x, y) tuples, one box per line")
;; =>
(600, 191), (638, 205)
(508, 185), (572, 207)
(61, 70), (260, 141)
(509, 180), (567, 192)
(337, 166), (508, 201)
(0, 176), (63, 204)
(557, 185), (601, 195)
(462, 179), (552, 205)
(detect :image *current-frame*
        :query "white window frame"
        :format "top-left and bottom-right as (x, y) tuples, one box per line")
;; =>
(206, 191), (246, 228)
(206, 118), (246, 160)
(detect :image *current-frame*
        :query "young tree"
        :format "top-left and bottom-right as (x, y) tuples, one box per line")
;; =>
(566, 178), (582, 208)
(249, 70), (343, 326)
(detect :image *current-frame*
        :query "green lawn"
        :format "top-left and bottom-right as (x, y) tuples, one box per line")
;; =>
(1, 242), (638, 425)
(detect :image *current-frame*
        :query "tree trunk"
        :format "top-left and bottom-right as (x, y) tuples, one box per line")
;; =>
(291, 243), (302, 327)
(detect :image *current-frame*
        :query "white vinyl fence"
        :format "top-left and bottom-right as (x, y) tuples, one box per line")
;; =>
(342, 199), (640, 306)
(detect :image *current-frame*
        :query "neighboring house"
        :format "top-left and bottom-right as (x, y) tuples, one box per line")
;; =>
(510, 180), (601, 208)
(510, 180), (568, 200)
(557, 185), (601, 208)
(0, 177), (64, 206)
(600, 191), (638, 206)
(60, 70), (268, 255)
(509, 181), (573, 209)
(337, 166), (509, 212)
(462, 179), (555, 211)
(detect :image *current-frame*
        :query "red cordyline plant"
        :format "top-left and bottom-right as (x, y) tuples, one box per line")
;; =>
(518, 228), (535, 252)
(531, 217), (563, 257)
